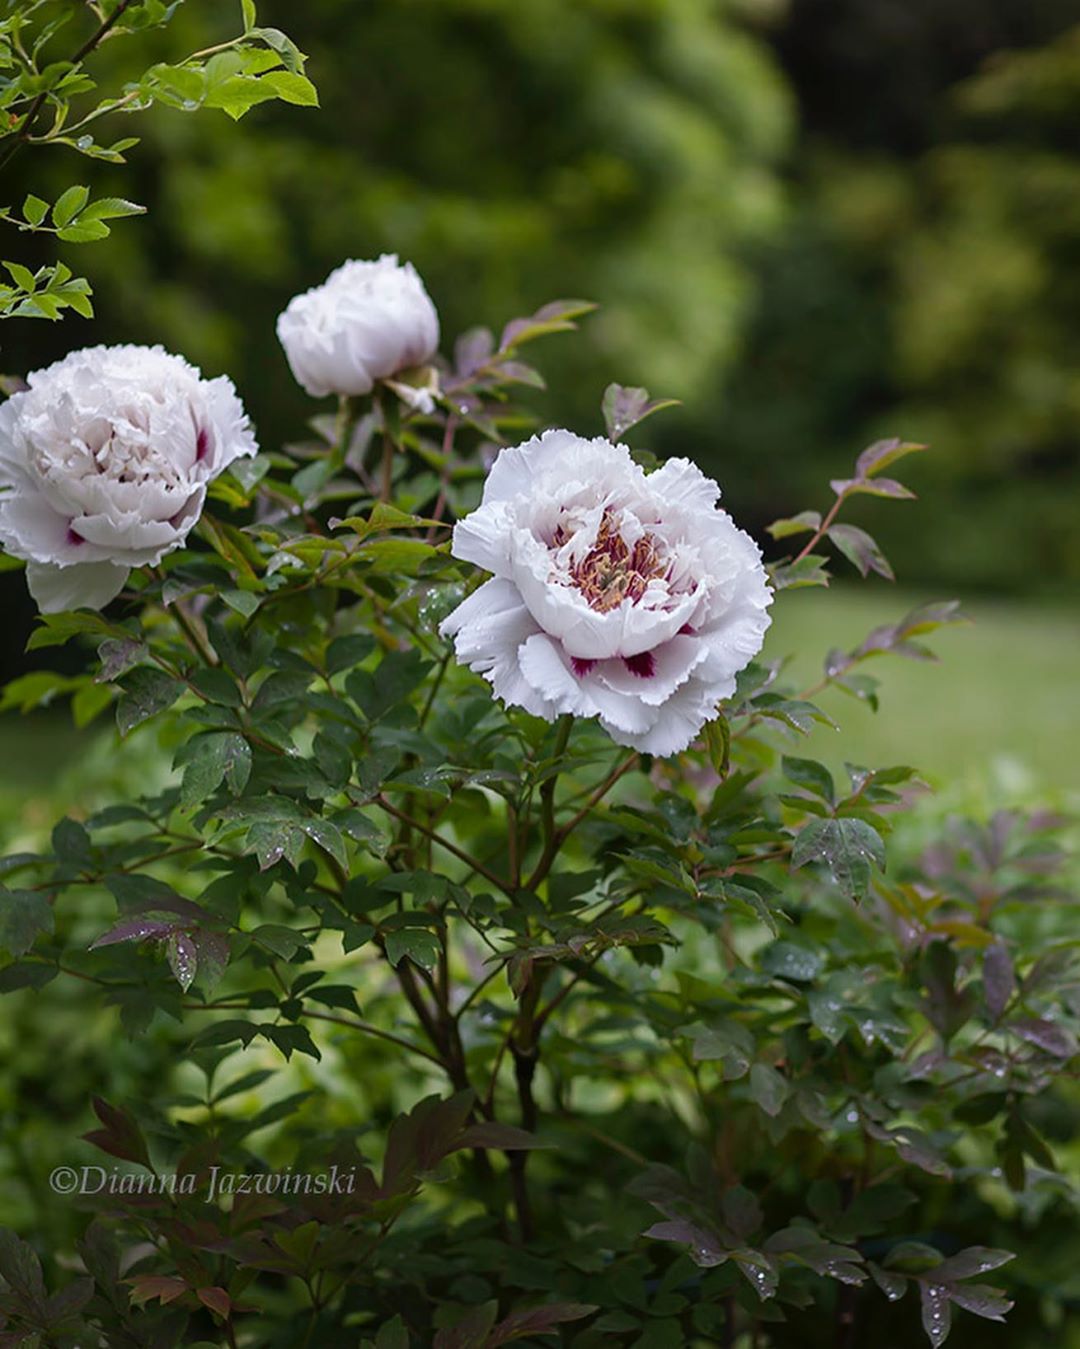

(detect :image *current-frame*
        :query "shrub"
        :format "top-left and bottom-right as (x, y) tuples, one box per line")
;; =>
(0, 252), (1076, 1349)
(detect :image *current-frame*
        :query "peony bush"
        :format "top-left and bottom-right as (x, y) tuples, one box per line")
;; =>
(0, 257), (1077, 1349)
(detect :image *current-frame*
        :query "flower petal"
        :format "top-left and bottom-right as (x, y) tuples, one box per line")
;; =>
(518, 634), (656, 735)
(0, 490), (111, 565)
(602, 678), (719, 756)
(25, 560), (129, 614)
(450, 501), (515, 577)
(441, 578), (553, 719)
(593, 633), (708, 707)
(648, 456), (722, 514)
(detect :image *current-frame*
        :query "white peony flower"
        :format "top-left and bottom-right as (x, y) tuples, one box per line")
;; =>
(441, 429), (773, 757)
(0, 344), (257, 614)
(276, 254), (440, 401)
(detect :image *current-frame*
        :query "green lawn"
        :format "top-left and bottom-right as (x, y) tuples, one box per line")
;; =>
(764, 585), (1080, 798)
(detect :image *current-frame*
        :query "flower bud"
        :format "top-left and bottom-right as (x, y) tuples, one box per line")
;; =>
(276, 255), (440, 400)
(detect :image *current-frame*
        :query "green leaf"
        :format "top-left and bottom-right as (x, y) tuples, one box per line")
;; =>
(247, 819), (305, 871)
(21, 195), (48, 227)
(385, 929), (441, 972)
(601, 383), (680, 442)
(749, 1062), (789, 1117)
(792, 818), (886, 901)
(374, 1317), (409, 1349)
(250, 923), (305, 959)
(0, 889), (54, 957)
(52, 184), (89, 228)
(96, 637), (147, 683)
(191, 666), (242, 707)
(52, 816), (91, 865)
(192, 1019), (261, 1050)
(263, 1024), (321, 1061)
(250, 27), (307, 73)
(166, 931), (197, 992)
(681, 1020), (754, 1078)
(262, 70), (319, 107)
(769, 554), (831, 590)
(782, 756), (834, 803)
(703, 713), (730, 778)
(204, 74), (277, 120)
(766, 510), (821, 540)
(4, 261), (35, 291)
(26, 610), (113, 651)
(500, 298), (596, 350)
(760, 940), (824, 983)
(919, 1283), (951, 1348)
(855, 438), (928, 480)
(117, 669), (184, 735)
(79, 197), (146, 223)
(181, 731), (252, 806)
(56, 219), (112, 244)
(222, 588), (259, 618)
(0, 1228), (46, 1307)
(0, 671), (83, 714)
(828, 523), (894, 581)
(830, 476), (915, 501)
(240, 0), (257, 29)
(326, 633), (375, 674)
(298, 817), (347, 868)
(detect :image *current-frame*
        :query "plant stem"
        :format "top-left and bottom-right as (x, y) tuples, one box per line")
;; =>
(452, 957), (510, 1022)
(534, 953), (601, 1035)
(506, 802), (521, 890)
(298, 1010), (445, 1069)
(426, 412), (458, 540)
(508, 976), (542, 1242)
(525, 716), (574, 890)
(375, 795), (513, 896)
(553, 751), (638, 848)
(418, 651), (450, 730)
(526, 747), (637, 891)
(380, 434), (393, 502)
(793, 493), (844, 563)
(170, 597), (219, 666)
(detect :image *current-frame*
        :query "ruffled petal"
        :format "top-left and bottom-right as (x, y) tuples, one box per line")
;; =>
(648, 456), (722, 515)
(483, 429), (637, 507)
(450, 501), (514, 577)
(603, 678), (719, 757)
(72, 508), (190, 561)
(517, 634), (657, 735)
(441, 579), (553, 720)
